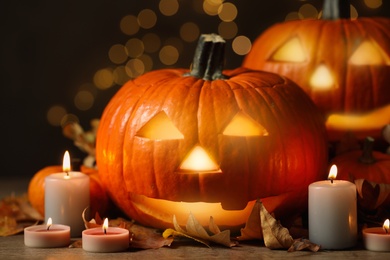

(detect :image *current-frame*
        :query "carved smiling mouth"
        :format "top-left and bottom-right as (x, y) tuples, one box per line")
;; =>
(325, 104), (390, 140)
(129, 193), (256, 229)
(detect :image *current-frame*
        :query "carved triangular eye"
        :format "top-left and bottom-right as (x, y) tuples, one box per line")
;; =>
(136, 111), (184, 140)
(349, 40), (390, 65)
(179, 145), (221, 173)
(310, 64), (334, 90)
(223, 111), (268, 136)
(270, 37), (306, 62)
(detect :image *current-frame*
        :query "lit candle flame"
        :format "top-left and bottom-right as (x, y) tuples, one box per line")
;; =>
(46, 217), (53, 231)
(103, 218), (108, 234)
(383, 219), (389, 234)
(63, 151), (71, 177)
(328, 164), (337, 184)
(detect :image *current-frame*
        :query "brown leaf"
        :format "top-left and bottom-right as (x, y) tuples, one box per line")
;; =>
(163, 213), (237, 247)
(0, 194), (42, 236)
(288, 238), (320, 252)
(69, 240), (83, 248)
(260, 201), (294, 249)
(237, 199), (263, 240)
(118, 219), (173, 249)
(355, 179), (390, 210)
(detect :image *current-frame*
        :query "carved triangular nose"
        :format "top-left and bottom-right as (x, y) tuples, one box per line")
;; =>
(179, 145), (221, 173)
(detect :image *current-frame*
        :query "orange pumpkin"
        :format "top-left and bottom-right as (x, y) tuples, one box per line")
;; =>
(331, 137), (390, 210)
(331, 137), (390, 184)
(96, 34), (328, 232)
(28, 165), (111, 217)
(243, 0), (390, 141)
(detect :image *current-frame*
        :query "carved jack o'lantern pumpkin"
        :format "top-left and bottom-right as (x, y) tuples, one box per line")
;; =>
(96, 34), (328, 232)
(243, 0), (390, 141)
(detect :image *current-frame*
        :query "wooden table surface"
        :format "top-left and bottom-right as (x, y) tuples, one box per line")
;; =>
(1, 177), (390, 259)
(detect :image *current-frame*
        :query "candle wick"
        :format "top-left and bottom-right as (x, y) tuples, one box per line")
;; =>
(385, 228), (389, 234)
(104, 228), (107, 235)
(66, 171), (69, 177)
(47, 225), (50, 231)
(329, 178), (334, 184)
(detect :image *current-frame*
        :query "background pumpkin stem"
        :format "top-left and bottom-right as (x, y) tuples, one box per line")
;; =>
(359, 136), (376, 164)
(322, 0), (350, 20)
(187, 34), (227, 80)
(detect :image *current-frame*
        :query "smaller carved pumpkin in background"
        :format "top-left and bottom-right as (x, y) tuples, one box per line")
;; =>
(330, 137), (390, 211)
(28, 165), (112, 218)
(243, 0), (390, 141)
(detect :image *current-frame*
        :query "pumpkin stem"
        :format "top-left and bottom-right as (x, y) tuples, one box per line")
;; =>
(359, 136), (376, 164)
(187, 34), (227, 80)
(322, 0), (350, 20)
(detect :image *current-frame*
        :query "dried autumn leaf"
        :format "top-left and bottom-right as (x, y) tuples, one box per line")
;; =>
(355, 179), (390, 210)
(163, 213), (237, 247)
(118, 219), (173, 249)
(375, 183), (390, 208)
(237, 199), (263, 241)
(288, 238), (320, 252)
(260, 201), (294, 249)
(0, 194), (42, 236)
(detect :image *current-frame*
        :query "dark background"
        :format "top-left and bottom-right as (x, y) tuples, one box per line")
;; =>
(0, 0), (388, 179)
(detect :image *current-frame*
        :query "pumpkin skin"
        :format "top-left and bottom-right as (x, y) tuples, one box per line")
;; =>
(331, 137), (390, 184)
(28, 165), (111, 217)
(96, 34), (328, 231)
(243, 1), (390, 141)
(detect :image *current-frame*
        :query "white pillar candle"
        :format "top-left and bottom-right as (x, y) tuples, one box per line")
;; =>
(45, 151), (90, 237)
(82, 218), (129, 253)
(363, 219), (390, 252)
(24, 218), (70, 248)
(308, 165), (357, 249)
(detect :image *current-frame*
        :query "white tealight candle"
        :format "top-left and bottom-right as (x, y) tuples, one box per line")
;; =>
(45, 151), (90, 237)
(82, 218), (130, 253)
(363, 219), (390, 252)
(24, 218), (70, 248)
(308, 165), (357, 249)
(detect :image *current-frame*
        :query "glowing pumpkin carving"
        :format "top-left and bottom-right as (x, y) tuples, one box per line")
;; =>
(96, 34), (328, 232)
(243, 0), (390, 141)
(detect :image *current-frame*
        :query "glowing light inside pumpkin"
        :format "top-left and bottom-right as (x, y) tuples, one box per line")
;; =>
(271, 37), (306, 62)
(46, 217), (53, 230)
(130, 193), (255, 229)
(223, 111), (268, 136)
(63, 151), (71, 178)
(349, 40), (390, 65)
(328, 164), (337, 182)
(310, 64), (334, 90)
(136, 111), (184, 140)
(326, 104), (390, 131)
(383, 219), (389, 234)
(179, 145), (220, 173)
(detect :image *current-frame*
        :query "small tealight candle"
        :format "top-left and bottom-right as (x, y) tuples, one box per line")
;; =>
(24, 218), (70, 248)
(82, 218), (130, 253)
(308, 165), (357, 249)
(45, 151), (90, 237)
(363, 219), (390, 252)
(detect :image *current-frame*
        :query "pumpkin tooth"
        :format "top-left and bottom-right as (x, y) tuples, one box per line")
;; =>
(221, 199), (249, 211)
